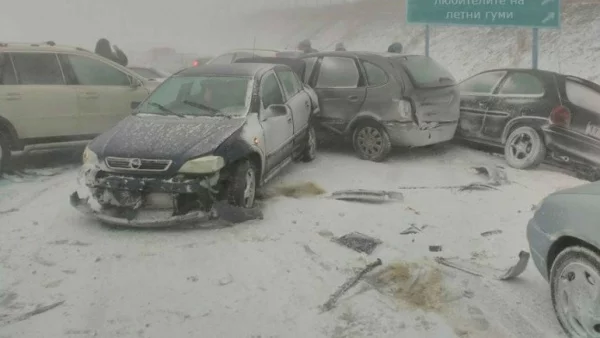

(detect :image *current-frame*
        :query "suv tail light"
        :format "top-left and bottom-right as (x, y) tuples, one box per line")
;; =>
(549, 105), (571, 127)
(192, 60), (199, 67)
(397, 99), (413, 119)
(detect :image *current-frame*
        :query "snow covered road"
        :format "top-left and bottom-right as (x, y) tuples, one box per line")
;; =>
(0, 144), (585, 338)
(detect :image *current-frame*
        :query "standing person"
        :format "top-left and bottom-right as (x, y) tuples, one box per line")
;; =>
(95, 38), (128, 66)
(297, 39), (318, 54)
(334, 42), (346, 51)
(387, 42), (403, 53)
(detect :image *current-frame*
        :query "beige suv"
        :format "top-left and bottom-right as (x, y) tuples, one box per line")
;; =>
(0, 42), (159, 173)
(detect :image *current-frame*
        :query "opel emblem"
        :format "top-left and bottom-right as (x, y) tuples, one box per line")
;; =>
(129, 158), (142, 169)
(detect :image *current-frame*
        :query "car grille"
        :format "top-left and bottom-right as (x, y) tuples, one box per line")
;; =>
(105, 157), (172, 172)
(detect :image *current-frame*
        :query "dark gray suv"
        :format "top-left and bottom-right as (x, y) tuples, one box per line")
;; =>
(300, 51), (460, 162)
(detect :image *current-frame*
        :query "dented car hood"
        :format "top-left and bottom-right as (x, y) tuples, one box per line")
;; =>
(88, 115), (246, 162)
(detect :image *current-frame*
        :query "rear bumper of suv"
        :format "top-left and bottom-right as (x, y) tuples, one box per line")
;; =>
(384, 120), (458, 147)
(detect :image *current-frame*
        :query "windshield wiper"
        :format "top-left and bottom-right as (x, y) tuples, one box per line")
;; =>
(148, 102), (185, 118)
(183, 100), (222, 114)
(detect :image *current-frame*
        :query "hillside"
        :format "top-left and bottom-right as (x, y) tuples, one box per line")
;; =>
(238, 0), (600, 81)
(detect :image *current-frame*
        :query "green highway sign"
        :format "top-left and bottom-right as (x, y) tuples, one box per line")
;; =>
(406, 0), (561, 28)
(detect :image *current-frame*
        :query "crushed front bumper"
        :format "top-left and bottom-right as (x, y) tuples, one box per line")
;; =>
(70, 191), (210, 227)
(71, 166), (217, 227)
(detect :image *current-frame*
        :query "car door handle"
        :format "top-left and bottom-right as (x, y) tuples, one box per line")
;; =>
(348, 95), (359, 102)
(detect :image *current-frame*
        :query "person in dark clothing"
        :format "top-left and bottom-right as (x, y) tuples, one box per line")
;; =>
(334, 42), (346, 51)
(95, 38), (128, 66)
(297, 39), (318, 54)
(387, 42), (403, 53)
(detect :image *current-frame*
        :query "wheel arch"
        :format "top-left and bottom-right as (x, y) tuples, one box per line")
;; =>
(546, 235), (600, 278)
(345, 113), (384, 135)
(0, 115), (20, 149)
(501, 116), (549, 144)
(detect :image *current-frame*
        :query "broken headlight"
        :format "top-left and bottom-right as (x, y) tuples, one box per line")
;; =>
(178, 156), (225, 174)
(82, 147), (99, 166)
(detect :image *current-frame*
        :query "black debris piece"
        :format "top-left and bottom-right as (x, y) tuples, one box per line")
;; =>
(481, 229), (503, 237)
(400, 224), (424, 235)
(333, 232), (382, 254)
(429, 245), (443, 252)
(211, 201), (264, 224)
(330, 189), (403, 204)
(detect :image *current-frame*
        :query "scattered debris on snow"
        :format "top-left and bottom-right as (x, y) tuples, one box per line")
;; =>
(218, 274), (233, 286)
(435, 251), (530, 280)
(481, 229), (502, 237)
(332, 232), (382, 254)
(429, 245), (443, 252)
(329, 189), (404, 204)
(0, 300), (65, 327)
(400, 224), (426, 235)
(471, 165), (509, 186)
(260, 181), (326, 199)
(211, 201), (263, 224)
(321, 258), (382, 312)
(0, 208), (18, 215)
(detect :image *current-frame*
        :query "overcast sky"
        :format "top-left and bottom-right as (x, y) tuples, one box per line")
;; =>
(1, 0), (290, 54)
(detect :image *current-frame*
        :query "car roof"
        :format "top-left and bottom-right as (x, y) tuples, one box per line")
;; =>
(177, 63), (276, 77)
(299, 51), (422, 59)
(0, 42), (93, 54)
(234, 56), (306, 78)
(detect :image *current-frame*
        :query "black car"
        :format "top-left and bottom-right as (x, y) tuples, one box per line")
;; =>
(297, 51), (460, 161)
(71, 63), (317, 227)
(457, 69), (600, 176)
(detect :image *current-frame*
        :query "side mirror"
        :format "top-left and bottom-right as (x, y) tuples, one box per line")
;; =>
(130, 101), (140, 109)
(130, 77), (142, 88)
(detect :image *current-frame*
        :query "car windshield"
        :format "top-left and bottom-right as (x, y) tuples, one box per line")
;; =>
(129, 67), (169, 79)
(136, 75), (252, 117)
(392, 56), (456, 88)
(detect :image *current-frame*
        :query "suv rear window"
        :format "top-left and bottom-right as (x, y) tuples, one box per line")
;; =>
(391, 56), (455, 88)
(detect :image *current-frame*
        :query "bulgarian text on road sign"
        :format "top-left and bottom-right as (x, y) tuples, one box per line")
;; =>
(406, 0), (561, 28)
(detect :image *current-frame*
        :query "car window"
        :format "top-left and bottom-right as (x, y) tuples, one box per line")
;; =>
(566, 80), (600, 116)
(10, 53), (64, 85)
(303, 57), (318, 83)
(0, 53), (17, 85)
(67, 54), (130, 86)
(260, 72), (284, 109)
(460, 71), (505, 94)
(276, 69), (302, 98)
(316, 56), (359, 88)
(498, 73), (544, 95)
(394, 56), (455, 88)
(130, 67), (162, 79)
(209, 53), (234, 65)
(362, 61), (388, 86)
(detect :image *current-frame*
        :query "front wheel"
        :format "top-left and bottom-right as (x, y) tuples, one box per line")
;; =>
(550, 246), (600, 338)
(352, 122), (391, 162)
(301, 125), (317, 162)
(0, 133), (11, 175)
(226, 160), (257, 208)
(504, 126), (546, 169)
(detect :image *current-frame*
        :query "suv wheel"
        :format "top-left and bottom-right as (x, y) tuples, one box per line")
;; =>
(301, 126), (317, 162)
(550, 246), (600, 338)
(504, 126), (546, 169)
(226, 160), (257, 208)
(0, 133), (10, 175)
(352, 121), (391, 162)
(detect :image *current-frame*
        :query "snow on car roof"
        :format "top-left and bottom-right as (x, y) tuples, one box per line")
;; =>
(178, 63), (277, 77)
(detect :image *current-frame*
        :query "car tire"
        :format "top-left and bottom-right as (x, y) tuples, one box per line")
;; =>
(504, 126), (546, 169)
(301, 125), (317, 162)
(550, 246), (600, 338)
(0, 133), (11, 175)
(226, 159), (257, 208)
(352, 121), (392, 162)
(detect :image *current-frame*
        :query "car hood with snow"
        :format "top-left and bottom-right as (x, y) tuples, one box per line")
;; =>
(88, 115), (246, 171)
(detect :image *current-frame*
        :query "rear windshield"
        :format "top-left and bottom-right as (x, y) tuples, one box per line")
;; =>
(391, 56), (456, 88)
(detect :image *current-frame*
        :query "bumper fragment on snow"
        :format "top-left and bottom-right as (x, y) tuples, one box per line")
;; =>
(70, 191), (210, 227)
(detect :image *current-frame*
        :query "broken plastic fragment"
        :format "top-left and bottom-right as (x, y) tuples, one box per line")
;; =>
(333, 232), (382, 254)
(330, 189), (404, 204)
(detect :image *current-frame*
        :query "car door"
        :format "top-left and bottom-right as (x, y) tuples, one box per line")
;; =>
(562, 78), (600, 162)
(258, 71), (294, 174)
(481, 71), (550, 143)
(6, 52), (78, 139)
(60, 53), (150, 135)
(275, 67), (311, 135)
(308, 56), (366, 133)
(457, 71), (506, 141)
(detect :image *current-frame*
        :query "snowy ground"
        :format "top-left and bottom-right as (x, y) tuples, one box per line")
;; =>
(0, 144), (586, 338)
